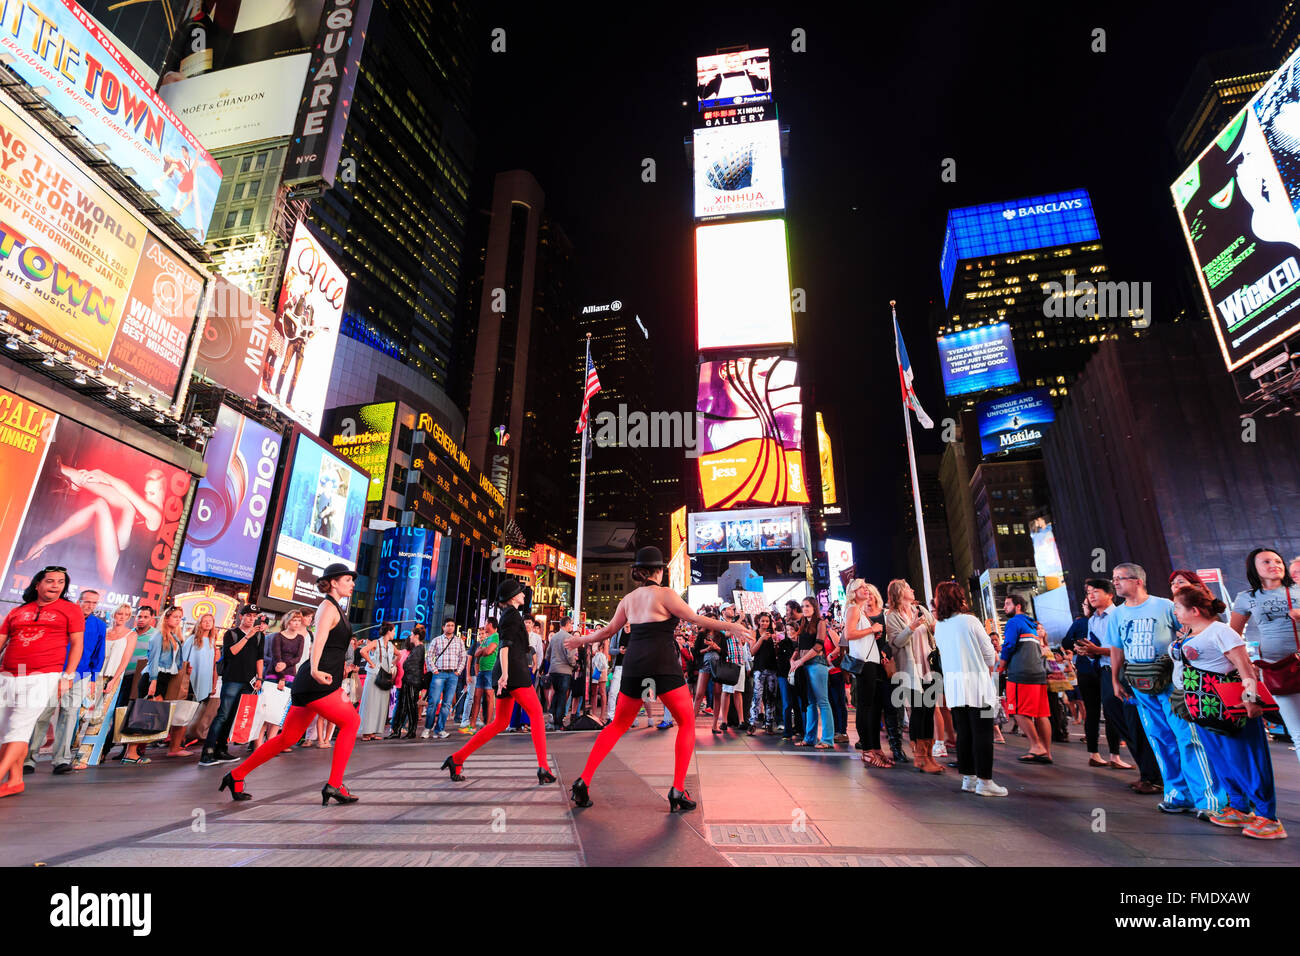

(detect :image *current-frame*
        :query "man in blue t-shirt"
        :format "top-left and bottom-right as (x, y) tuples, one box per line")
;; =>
(999, 594), (1052, 762)
(1106, 563), (1224, 816)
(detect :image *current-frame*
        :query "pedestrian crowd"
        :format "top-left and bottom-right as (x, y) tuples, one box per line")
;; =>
(1, 547), (1296, 841)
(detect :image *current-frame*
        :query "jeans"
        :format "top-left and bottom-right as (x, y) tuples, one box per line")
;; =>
(827, 671), (847, 735)
(778, 673), (799, 735)
(802, 663), (833, 745)
(455, 674), (472, 724)
(425, 672), (458, 733)
(205, 679), (251, 753)
(26, 676), (89, 767)
(550, 673), (572, 727)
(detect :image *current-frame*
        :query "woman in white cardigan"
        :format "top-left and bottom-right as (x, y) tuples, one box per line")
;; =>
(931, 580), (1007, 797)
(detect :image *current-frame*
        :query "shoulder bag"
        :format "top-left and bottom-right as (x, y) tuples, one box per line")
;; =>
(1255, 588), (1300, 697)
(1183, 660), (1280, 735)
(714, 659), (742, 685)
(1118, 654), (1174, 695)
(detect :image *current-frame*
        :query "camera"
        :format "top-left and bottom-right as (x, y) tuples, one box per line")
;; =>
(255, 614), (269, 627)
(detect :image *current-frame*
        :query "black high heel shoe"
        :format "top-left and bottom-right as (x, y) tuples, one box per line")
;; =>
(219, 771), (251, 801)
(569, 777), (592, 807)
(667, 787), (697, 813)
(537, 767), (556, 785)
(441, 755), (465, 781)
(321, 783), (359, 806)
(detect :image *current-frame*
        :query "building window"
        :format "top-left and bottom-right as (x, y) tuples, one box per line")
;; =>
(996, 524), (1011, 536)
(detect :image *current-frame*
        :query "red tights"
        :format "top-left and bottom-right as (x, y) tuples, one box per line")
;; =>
(452, 685), (548, 770)
(579, 685), (695, 790)
(233, 688), (359, 788)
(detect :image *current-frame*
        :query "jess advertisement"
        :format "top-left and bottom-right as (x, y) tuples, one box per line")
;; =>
(696, 356), (809, 510)
(177, 405), (284, 583)
(0, 384), (192, 609)
(0, 96), (204, 404)
(258, 221), (347, 433)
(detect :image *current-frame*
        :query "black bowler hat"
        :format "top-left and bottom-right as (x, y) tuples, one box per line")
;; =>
(632, 546), (666, 568)
(318, 562), (356, 585)
(497, 578), (525, 603)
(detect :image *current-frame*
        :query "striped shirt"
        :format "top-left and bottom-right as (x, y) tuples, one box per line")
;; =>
(427, 634), (468, 674)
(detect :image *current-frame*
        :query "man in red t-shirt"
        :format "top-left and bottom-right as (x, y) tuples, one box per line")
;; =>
(0, 567), (84, 798)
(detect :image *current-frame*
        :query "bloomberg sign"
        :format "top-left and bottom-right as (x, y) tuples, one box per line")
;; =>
(940, 188), (1100, 305)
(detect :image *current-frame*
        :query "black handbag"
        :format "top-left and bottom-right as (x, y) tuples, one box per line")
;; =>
(839, 653), (867, 676)
(714, 660), (742, 685)
(123, 699), (170, 735)
(373, 667), (394, 692)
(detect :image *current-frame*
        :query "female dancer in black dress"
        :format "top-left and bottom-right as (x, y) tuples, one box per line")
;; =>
(564, 547), (752, 812)
(440, 578), (554, 784)
(220, 563), (362, 805)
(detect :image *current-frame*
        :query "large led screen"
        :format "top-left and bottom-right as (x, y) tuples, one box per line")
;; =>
(0, 384), (191, 610)
(1172, 48), (1300, 371)
(694, 120), (785, 219)
(323, 402), (396, 503)
(937, 323), (1020, 397)
(0, 0), (222, 240)
(827, 538), (854, 605)
(697, 356), (808, 509)
(178, 405), (284, 583)
(262, 429), (367, 608)
(688, 506), (803, 555)
(696, 219), (794, 350)
(976, 388), (1055, 457)
(0, 97), (205, 404)
(940, 189), (1099, 305)
(696, 48), (772, 111)
(371, 525), (441, 634)
(259, 221), (347, 433)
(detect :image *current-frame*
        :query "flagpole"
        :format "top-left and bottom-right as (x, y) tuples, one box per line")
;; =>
(893, 300), (934, 605)
(573, 333), (591, 632)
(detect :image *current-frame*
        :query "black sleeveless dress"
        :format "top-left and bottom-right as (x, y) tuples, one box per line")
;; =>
(291, 596), (352, 706)
(619, 613), (684, 699)
(496, 604), (534, 696)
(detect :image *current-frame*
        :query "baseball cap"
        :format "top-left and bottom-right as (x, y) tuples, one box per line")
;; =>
(238, 603), (260, 616)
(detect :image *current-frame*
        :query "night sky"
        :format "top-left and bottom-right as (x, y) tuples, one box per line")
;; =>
(470, 0), (1275, 585)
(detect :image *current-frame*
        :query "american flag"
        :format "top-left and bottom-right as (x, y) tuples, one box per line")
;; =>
(894, 314), (934, 429)
(576, 351), (602, 433)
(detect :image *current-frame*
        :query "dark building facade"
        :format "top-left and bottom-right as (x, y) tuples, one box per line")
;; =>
(897, 453), (957, 593)
(969, 459), (1049, 572)
(1043, 324), (1300, 606)
(306, 0), (477, 396)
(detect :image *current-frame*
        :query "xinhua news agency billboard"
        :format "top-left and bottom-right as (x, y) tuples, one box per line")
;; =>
(940, 189), (1100, 305)
(1172, 44), (1300, 372)
(937, 323), (1020, 397)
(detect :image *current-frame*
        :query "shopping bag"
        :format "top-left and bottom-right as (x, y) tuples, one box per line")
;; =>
(123, 699), (170, 734)
(250, 683), (293, 736)
(226, 694), (260, 745)
(169, 701), (200, 726)
(186, 695), (220, 742)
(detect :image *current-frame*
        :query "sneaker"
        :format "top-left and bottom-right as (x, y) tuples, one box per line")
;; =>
(833, 733), (849, 744)
(961, 775), (977, 793)
(975, 778), (1008, 797)
(420, 729), (430, 739)
(1242, 818), (1288, 839)
(932, 741), (948, 758)
(458, 726), (472, 734)
(1156, 801), (1193, 814)
(198, 751), (220, 767)
(437, 730), (450, 739)
(216, 750), (241, 763)
(1208, 808), (1253, 828)
(657, 720), (673, 730)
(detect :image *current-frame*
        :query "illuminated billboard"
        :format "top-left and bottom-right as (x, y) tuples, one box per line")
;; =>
(371, 526), (441, 635)
(322, 402), (396, 502)
(194, 276), (275, 400)
(259, 221), (347, 433)
(696, 49), (772, 111)
(158, 1), (323, 152)
(178, 405), (284, 583)
(940, 189), (1100, 305)
(1172, 48), (1300, 371)
(0, 384), (191, 610)
(688, 506), (803, 555)
(262, 428), (367, 608)
(0, 0), (222, 241)
(0, 96), (204, 404)
(827, 538), (854, 605)
(694, 120), (784, 219)
(815, 412), (837, 506)
(976, 388), (1055, 457)
(937, 323), (1020, 396)
(697, 356), (808, 510)
(696, 219), (794, 350)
